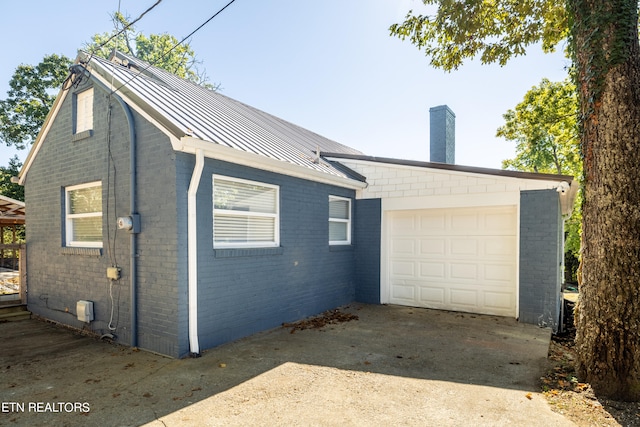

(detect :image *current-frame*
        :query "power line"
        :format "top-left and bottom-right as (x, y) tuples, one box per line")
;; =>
(107, 0), (238, 96)
(91, 0), (163, 55)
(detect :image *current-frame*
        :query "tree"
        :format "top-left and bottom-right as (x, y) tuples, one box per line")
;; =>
(497, 78), (582, 281)
(0, 12), (214, 154)
(87, 12), (215, 88)
(0, 54), (72, 150)
(391, 0), (640, 400)
(0, 156), (24, 201)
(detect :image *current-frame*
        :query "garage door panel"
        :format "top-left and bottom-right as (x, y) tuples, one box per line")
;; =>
(391, 238), (415, 254)
(419, 287), (445, 305)
(449, 263), (478, 280)
(420, 239), (446, 255)
(391, 260), (415, 277)
(420, 262), (445, 279)
(390, 282), (415, 301)
(449, 288), (478, 307)
(450, 238), (479, 256)
(387, 206), (517, 317)
(484, 263), (515, 282)
(483, 291), (514, 310)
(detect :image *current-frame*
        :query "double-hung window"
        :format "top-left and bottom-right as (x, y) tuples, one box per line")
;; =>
(75, 88), (94, 134)
(65, 182), (103, 248)
(213, 175), (279, 248)
(329, 196), (351, 245)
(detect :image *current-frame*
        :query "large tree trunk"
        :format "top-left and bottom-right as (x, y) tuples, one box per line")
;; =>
(570, 0), (640, 400)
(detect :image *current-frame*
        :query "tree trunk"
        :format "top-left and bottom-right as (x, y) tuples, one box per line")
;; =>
(570, 0), (640, 400)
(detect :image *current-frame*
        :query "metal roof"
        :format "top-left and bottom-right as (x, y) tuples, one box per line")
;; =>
(84, 52), (363, 180)
(0, 195), (25, 225)
(321, 152), (576, 183)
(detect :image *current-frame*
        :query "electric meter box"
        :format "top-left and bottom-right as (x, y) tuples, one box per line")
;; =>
(77, 300), (94, 323)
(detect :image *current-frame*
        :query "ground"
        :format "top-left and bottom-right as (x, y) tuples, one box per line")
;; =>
(542, 301), (640, 426)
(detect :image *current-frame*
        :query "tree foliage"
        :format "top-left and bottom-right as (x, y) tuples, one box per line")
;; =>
(0, 156), (24, 201)
(0, 11), (214, 155)
(87, 12), (213, 87)
(498, 78), (579, 175)
(389, 0), (568, 71)
(498, 78), (582, 265)
(0, 54), (72, 150)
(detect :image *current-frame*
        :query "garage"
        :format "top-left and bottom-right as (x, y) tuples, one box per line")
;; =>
(385, 206), (518, 317)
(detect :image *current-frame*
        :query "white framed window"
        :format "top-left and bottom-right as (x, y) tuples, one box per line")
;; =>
(329, 196), (351, 245)
(65, 181), (103, 248)
(213, 175), (279, 248)
(75, 88), (94, 133)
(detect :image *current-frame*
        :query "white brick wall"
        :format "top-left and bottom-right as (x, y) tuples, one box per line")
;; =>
(338, 160), (566, 201)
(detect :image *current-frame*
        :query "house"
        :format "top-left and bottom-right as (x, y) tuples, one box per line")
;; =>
(18, 51), (577, 358)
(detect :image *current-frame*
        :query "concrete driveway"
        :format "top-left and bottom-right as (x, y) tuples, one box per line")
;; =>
(1, 304), (572, 426)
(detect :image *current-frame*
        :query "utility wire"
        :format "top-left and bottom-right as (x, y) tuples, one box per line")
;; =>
(90, 0), (163, 56)
(107, 0), (238, 96)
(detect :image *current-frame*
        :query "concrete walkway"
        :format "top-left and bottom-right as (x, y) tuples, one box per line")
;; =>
(0, 304), (573, 426)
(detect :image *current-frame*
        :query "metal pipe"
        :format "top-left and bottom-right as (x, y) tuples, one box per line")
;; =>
(187, 148), (204, 356)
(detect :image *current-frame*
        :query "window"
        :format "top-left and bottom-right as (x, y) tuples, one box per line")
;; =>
(213, 175), (279, 248)
(75, 88), (94, 134)
(65, 182), (102, 248)
(329, 196), (351, 245)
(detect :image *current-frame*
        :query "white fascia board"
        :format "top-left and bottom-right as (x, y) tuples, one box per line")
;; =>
(382, 192), (520, 212)
(179, 137), (367, 190)
(328, 156), (569, 187)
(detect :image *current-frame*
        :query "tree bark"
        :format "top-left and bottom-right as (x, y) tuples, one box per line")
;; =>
(570, 0), (640, 400)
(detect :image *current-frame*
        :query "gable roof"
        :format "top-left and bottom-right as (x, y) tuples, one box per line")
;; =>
(89, 51), (362, 179)
(18, 50), (366, 188)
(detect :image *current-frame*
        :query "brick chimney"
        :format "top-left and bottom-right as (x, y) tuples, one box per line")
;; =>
(429, 105), (455, 164)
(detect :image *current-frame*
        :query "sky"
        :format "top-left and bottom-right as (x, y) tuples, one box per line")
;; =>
(0, 0), (571, 170)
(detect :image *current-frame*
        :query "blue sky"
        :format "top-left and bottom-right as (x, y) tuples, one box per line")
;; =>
(0, 0), (570, 170)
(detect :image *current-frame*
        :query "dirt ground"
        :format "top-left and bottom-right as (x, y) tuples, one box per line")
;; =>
(541, 301), (640, 426)
(2, 304), (572, 426)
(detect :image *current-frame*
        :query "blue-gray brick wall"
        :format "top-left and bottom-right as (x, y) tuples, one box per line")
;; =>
(429, 105), (455, 164)
(519, 189), (563, 332)
(354, 198), (381, 303)
(25, 76), (367, 358)
(176, 154), (357, 351)
(25, 78), (184, 357)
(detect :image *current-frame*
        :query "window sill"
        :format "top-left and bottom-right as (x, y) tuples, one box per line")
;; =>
(214, 247), (284, 258)
(72, 129), (93, 142)
(329, 244), (353, 252)
(61, 247), (102, 256)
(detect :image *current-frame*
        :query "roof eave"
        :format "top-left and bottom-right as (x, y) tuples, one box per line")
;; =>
(179, 137), (367, 190)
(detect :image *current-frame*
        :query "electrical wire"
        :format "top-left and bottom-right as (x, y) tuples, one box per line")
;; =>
(89, 0), (163, 57)
(108, 0), (238, 96)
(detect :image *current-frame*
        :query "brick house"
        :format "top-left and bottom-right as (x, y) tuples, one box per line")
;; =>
(18, 51), (577, 357)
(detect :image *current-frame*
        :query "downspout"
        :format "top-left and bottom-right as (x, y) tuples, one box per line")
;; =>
(188, 148), (204, 356)
(86, 70), (139, 348)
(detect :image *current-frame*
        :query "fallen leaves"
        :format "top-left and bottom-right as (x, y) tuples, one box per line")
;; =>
(282, 308), (359, 333)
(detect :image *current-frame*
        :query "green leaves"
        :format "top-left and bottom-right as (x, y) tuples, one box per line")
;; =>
(497, 78), (580, 176)
(0, 54), (72, 150)
(390, 0), (568, 71)
(85, 12), (210, 87)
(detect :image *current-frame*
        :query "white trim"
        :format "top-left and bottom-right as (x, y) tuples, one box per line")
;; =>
(181, 137), (367, 191)
(188, 149), (204, 355)
(65, 181), (103, 248)
(328, 195), (352, 245)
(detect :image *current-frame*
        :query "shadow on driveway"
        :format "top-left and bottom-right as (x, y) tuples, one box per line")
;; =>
(1, 304), (571, 426)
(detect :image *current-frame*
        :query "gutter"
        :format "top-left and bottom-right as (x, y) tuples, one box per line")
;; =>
(187, 148), (204, 356)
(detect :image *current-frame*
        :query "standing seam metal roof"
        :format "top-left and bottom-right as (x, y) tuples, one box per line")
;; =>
(86, 52), (362, 179)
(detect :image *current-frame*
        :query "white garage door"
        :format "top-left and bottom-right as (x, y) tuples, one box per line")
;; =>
(387, 206), (517, 317)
